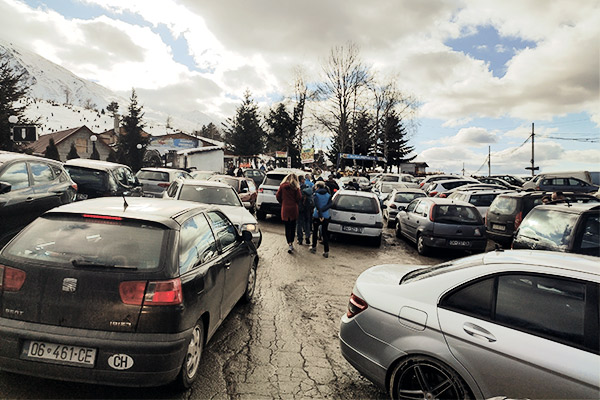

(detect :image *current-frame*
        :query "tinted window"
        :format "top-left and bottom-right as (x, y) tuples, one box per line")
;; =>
(207, 211), (237, 248)
(496, 275), (586, 347)
(576, 213), (599, 256)
(488, 196), (517, 215)
(137, 170), (169, 181)
(66, 167), (108, 191)
(381, 176), (399, 182)
(469, 194), (498, 207)
(3, 215), (165, 270)
(179, 185), (242, 207)
(333, 195), (379, 214)
(165, 181), (179, 197)
(440, 277), (494, 319)
(0, 162), (29, 190)
(264, 173), (287, 186)
(179, 214), (217, 274)
(434, 205), (482, 225)
(518, 209), (579, 251)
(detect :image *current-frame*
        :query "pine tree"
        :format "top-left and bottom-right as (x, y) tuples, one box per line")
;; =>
(106, 101), (119, 117)
(0, 55), (28, 152)
(115, 89), (148, 172)
(44, 138), (60, 161)
(222, 90), (265, 158)
(265, 103), (299, 167)
(66, 142), (80, 160)
(383, 111), (416, 171)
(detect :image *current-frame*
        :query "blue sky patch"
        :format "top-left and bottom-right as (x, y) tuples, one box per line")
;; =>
(445, 25), (536, 78)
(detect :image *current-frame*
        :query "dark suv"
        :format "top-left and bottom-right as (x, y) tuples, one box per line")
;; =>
(0, 151), (77, 246)
(64, 159), (143, 199)
(485, 191), (599, 247)
(0, 197), (258, 387)
(513, 203), (599, 257)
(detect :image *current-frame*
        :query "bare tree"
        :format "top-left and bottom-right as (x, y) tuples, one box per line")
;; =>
(314, 43), (371, 166)
(83, 98), (96, 110)
(292, 67), (308, 151)
(63, 87), (72, 105)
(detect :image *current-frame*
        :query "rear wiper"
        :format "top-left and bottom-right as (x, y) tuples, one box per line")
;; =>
(71, 258), (137, 270)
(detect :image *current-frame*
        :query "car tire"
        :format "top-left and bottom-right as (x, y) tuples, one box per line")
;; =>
(242, 260), (258, 303)
(388, 355), (472, 400)
(395, 221), (402, 238)
(417, 234), (429, 256)
(256, 210), (266, 220)
(386, 218), (396, 228)
(175, 321), (204, 390)
(372, 233), (382, 247)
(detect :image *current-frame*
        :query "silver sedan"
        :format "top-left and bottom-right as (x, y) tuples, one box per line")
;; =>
(339, 250), (600, 399)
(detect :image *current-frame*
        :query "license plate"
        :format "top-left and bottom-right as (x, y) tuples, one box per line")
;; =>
(449, 240), (470, 246)
(22, 341), (96, 368)
(342, 225), (363, 233)
(76, 193), (88, 200)
(492, 224), (506, 231)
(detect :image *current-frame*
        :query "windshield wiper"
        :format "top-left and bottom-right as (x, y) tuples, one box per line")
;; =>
(71, 258), (137, 270)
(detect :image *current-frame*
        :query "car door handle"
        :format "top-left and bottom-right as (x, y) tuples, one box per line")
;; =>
(26, 197), (34, 202)
(463, 322), (496, 342)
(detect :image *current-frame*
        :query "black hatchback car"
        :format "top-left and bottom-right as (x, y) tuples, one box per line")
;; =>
(64, 159), (143, 200)
(513, 203), (599, 257)
(0, 151), (77, 247)
(0, 197), (258, 388)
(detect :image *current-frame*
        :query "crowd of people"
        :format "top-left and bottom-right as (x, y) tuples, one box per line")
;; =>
(275, 172), (341, 258)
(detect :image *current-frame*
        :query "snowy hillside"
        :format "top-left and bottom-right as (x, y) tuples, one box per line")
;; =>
(1, 39), (213, 136)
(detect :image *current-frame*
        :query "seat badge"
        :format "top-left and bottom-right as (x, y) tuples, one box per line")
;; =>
(62, 278), (78, 293)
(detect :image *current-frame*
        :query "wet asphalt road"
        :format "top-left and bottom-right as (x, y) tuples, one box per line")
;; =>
(0, 218), (480, 399)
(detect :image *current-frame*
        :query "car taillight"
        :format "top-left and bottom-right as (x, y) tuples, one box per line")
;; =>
(258, 188), (264, 193)
(347, 293), (368, 318)
(429, 191), (438, 197)
(119, 278), (182, 306)
(438, 193), (447, 198)
(71, 183), (78, 191)
(158, 183), (170, 188)
(429, 204), (436, 222)
(419, 182), (424, 187)
(390, 204), (397, 209)
(514, 211), (523, 230)
(0, 265), (26, 292)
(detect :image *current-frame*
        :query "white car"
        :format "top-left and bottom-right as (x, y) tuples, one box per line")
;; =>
(382, 188), (427, 227)
(163, 179), (262, 247)
(328, 190), (384, 247)
(255, 168), (306, 220)
(372, 181), (411, 202)
(447, 189), (514, 221)
(378, 173), (419, 188)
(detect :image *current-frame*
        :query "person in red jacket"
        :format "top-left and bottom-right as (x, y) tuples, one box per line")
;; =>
(276, 173), (302, 253)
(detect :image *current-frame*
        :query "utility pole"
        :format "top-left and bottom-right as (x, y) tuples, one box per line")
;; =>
(525, 122), (538, 177)
(488, 146), (491, 177)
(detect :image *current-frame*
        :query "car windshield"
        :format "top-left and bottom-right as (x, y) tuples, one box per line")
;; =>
(210, 176), (239, 189)
(263, 173), (287, 186)
(394, 192), (426, 203)
(2, 215), (165, 270)
(137, 170), (169, 181)
(179, 185), (242, 207)
(434, 205), (482, 225)
(334, 194), (379, 214)
(489, 196), (518, 215)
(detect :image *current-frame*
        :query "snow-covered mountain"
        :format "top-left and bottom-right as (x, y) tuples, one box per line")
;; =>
(0, 39), (213, 136)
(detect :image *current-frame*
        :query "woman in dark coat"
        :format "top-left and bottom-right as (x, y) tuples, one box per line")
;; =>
(276, 173), (302, 253)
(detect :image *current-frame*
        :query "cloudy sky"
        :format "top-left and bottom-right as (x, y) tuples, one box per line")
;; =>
(1, 0), (598, 175)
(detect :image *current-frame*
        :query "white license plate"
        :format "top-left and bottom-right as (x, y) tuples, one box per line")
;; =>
(492, 224), (506, 231)
(449, 240), (470, 246)
(342, 225), (363, 233)
(23, 341), (96, 368)
(76, 193), (88, 200)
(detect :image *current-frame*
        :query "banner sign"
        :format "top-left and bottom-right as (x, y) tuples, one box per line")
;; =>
(300, 148), (315, 164)
(149, 137), (198, 149)
(339, 153), (386, 162)
(275, 151), (287, 158)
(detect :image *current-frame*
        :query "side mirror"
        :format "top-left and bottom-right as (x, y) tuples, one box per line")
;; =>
(0, 181), (11, 195)
(398, 205), (406, 211)
(241, 230), (253, 242)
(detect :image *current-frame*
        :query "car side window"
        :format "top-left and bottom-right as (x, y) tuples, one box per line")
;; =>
(240, 180), (248, 192)
(576, 214), (600, 256)
(0, 162), (29, 190)
(166, 181), (179, 198)
(440, 277), (494, 319)
(207, 211), (237, 249)
(248, 180), (256, 192)
(179, 214), (218, 274)
(405, 199), (419, 213)
(414, 201), (427, 215)
(30, 162), (54, 184)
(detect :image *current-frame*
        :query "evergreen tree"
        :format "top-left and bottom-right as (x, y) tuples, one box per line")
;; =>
(115, 89), (148, 172)
(106, 101), (119, 117)
(265, 103), (299, 167)
(66, 142), (80, 160)
(383, 111), (416, 171)
(106, 150), (118, 163)
(44, 138), (60, 161)
(198, 122), (222, 141)
(0, 55), (28, 152)
(222, 90), (265, 158)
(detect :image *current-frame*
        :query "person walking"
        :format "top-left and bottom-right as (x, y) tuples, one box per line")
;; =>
(325, 174), (340, 195)
(296, 176), (314, 245)
(276, 173), (302, 253)
(310, 180), (332, 258)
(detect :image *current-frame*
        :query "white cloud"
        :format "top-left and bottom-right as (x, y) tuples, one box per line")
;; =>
(426, 127), (498, 147)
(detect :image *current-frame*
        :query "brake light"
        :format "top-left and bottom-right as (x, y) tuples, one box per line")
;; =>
(83, 214), (123, 221)
(258, 188), (264, 193)
(419, 182), (424, 187)
(429, 191), (438, 197)
(347, 293), (368, 318)
(438, 193), (447, 198)
(158, 183), (170, 188)
(514, 211), (523, 230)
(429, 204), (436, 222)
(120, 278), (183, 306)
(0, 265), (26, 292)
(71, 183), (78, 191)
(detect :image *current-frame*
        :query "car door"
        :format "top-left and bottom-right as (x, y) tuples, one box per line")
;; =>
(398, 199), (419, 240)
(0, 161), (35, 244)
(207, 211), (250, 317)
(29, 161), (65, 212)
(437, 272), (599, 399)
(405, 200), (428, 241)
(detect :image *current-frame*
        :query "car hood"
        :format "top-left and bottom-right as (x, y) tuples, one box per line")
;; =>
(214, 205), (258, 227)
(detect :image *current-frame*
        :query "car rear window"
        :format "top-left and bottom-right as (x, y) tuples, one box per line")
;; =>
(381, 176), (398, 182)
(469, 194), (498, 207)
(394, 192), (426, 203)
(2, 215), (166, 270)
(488, 196), (518, 215)
(518, 209), (579, 251)
(334, 194), (379, 214)
(434, 205), (482, 225)
(180, 185), (242, 207)
(263, 173), (287, 186)
(137, 170), (169, 181)
(65, 166), (108, 190)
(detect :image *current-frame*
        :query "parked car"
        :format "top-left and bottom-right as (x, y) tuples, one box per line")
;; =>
(208, 174), (257, 212)
(437, 183), (508, 198)
(447, 189), (514, 220)
(513, 203), (599, 257)
(328, 190), (385, 247)
(418, 174), (461, 189)
(485, 191), (599, 247)
(136, 167), (192, 198)
(424, 178), (479, 197)
(0, 197), (258, 388)
(242, 168), (266, 187)
(0, 151), (77, 247)
(164, 179), (262, 248)
(395, 197), (487, 255)
(64, 159), (143, 199)
(490, 174), (526, 187)
(372, 181), (410, 202)
(378, 173), (418, 188)
(255, 168), (305, 220)
(339, 176), (372, 191)
(476, 176), (521, 190)
(190, 170), (218, 180)
(529, 176), (598, 193)
(339, 250), (600, 399)
(382, 188), (427, 227)
(523, 171), (593, 189)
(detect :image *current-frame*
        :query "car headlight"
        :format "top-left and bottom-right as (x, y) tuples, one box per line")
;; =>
(242, 223), (257, 233)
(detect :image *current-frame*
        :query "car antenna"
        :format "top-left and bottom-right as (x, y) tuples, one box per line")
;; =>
(122, 195), (129, 211)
